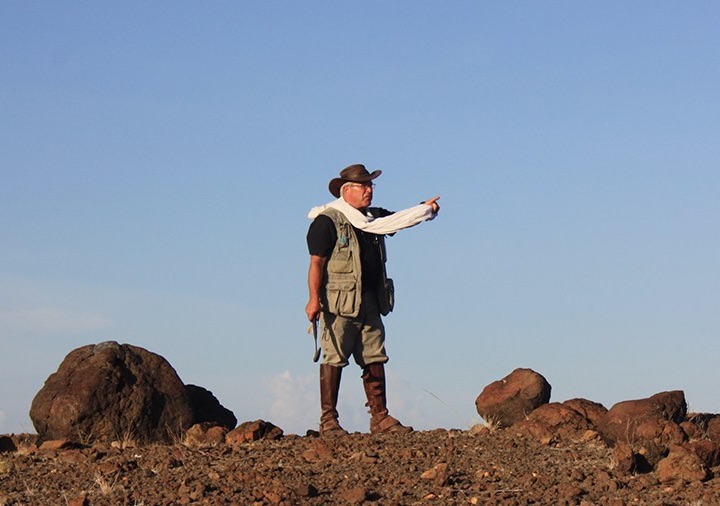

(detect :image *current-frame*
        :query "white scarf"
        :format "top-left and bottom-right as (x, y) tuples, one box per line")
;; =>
(307, 197), (435, 235)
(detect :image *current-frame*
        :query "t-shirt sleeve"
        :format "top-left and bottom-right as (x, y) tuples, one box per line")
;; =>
(306, 215), (336, 257)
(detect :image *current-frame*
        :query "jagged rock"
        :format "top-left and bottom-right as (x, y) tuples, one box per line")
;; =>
(185, 384), (237, 429)
(30, 341), (194, 443)
(475, 368), (551, 428)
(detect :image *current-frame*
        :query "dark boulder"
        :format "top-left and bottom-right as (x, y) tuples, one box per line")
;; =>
(0, 436), (17, 453)
(186, 384), (237, 430)
(597, 390), (687, 470)
(30, 341), (194, 443)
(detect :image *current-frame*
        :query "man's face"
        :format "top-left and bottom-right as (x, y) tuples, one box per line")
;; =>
(342, 182), (374, 210)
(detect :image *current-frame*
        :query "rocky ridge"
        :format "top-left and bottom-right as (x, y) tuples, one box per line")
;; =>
(3, 345), (720, 504)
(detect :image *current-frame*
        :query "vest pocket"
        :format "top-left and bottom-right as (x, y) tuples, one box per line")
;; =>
(328, 249), (353, 273)
(325, 280), (357, 316)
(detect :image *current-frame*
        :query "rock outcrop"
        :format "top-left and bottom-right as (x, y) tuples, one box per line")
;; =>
(473, 372), (720, 483)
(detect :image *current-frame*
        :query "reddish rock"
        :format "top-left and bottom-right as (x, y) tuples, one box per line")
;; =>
(475, 368), (551, 428)
(294, 483), (318, 498)
(30, 341), (194, 443)
(613, 442), (637, 474)
(597, 391), (687, 446)
(562, 398), (608, 427)
(184, 423), (229, 447)
(656, 446), (709, 483)
(226, 420), (283, 445)
(39, 439), (76, 451)
(59, 449), (87, 464)
(301, 440), (334, 462)
(684, 439), (720, 468)
(680, 420), (704, 440)
(633, 418), (681, 443)
(513, 419), (554, 445)
(205, 425), (229, 444)
(421, 462), (451, 487)
(706, 416), (720, 444)
(524, 402), (593, 441)
(622, 417), (686, 469)
(340, 486), (368, 504)
(66, 492), (89, 506)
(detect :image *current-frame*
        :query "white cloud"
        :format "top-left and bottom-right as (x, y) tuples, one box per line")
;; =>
(264, 370), (370, 434)
(0, 306), (110, 335)
(266, 370), (318, 434)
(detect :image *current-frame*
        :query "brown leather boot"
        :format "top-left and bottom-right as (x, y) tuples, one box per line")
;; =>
(319, 364), (348, 436)
(361, 363), (413, 434)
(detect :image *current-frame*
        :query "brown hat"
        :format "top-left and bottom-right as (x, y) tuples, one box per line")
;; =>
(328, 164), (382, 198)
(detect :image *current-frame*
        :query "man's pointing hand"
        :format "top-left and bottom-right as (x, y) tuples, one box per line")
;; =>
(424, 196), (440, 214)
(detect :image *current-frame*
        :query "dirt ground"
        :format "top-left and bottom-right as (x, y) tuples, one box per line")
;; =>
(2, 428), (720, 505)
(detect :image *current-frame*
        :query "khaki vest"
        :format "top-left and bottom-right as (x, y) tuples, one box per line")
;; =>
(320, 208), (394, 317)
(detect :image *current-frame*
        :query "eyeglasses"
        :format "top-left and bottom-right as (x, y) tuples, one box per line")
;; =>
(345, 182), (375, 190)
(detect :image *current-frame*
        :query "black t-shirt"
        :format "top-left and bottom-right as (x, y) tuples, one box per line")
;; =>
(307, 207), (392, 291)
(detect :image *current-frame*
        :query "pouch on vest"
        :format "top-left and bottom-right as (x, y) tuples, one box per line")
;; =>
(377, 277), (394, 316)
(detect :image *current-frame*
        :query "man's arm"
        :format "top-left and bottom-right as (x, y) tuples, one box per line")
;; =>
(305, 254), (327, 321)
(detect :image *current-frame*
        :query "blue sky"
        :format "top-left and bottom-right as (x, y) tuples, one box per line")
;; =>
(1, 2), (718, 435)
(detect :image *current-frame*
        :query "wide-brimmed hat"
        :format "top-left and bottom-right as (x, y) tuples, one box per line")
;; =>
(328, 164), (382, 198)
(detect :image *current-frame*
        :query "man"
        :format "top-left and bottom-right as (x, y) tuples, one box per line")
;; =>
(305, 164), (440, 435)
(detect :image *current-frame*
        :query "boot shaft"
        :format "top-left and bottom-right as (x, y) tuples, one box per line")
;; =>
(362, 362), (413, 434)
(362, 363), (388, 416)
(320, 364), (343, 420)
